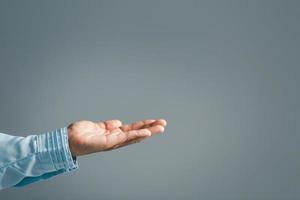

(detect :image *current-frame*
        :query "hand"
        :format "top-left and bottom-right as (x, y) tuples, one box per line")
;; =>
(67, 119), (167, 156)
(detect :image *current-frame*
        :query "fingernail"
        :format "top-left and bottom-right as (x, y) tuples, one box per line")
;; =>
(144, 130), (151, 136)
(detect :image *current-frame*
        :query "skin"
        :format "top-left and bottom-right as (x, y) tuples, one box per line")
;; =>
(67, 119), (167, 157)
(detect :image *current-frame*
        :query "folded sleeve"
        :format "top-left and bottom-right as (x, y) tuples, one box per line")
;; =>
(0, 127), (79, 190)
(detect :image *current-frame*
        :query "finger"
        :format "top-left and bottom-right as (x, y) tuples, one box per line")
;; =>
(133, 119), (167, 129)
(131, 119), (156, 129)
(156, 119), (167, 127)
(98, 128), (151, 151)
(140, 119), (167, 130)
(126, 129), (151, 141)
(120, 119), (156, 131)
(104, 129), (151, 150)
(98, 119), (122, 130)
(146, 125), (165, 135)
(118, 124), (165, 148)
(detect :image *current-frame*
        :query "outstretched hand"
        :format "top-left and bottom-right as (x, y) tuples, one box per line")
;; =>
(67, 119), (167, 156)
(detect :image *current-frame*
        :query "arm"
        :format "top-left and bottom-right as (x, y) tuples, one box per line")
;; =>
(0, 119), (167, 190)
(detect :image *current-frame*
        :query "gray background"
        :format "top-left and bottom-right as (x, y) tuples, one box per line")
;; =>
(0, 0), (299, 199)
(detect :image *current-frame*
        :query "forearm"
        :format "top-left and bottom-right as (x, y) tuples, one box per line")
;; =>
(0, 128), (78, 190)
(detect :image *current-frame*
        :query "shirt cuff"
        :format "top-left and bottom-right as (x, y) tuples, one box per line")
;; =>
(36, 127), (79, 172)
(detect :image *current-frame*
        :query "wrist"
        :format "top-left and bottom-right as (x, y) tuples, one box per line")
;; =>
(67, 127), (77, 157)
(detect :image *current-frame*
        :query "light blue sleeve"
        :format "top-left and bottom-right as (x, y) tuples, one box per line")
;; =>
(0, 127), (79, 190)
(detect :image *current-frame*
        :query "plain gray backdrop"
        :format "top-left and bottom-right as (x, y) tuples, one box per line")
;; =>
(0, 0), (299, 199)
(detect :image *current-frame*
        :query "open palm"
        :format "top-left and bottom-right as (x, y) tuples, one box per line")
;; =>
(67, 119), (167, 156)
